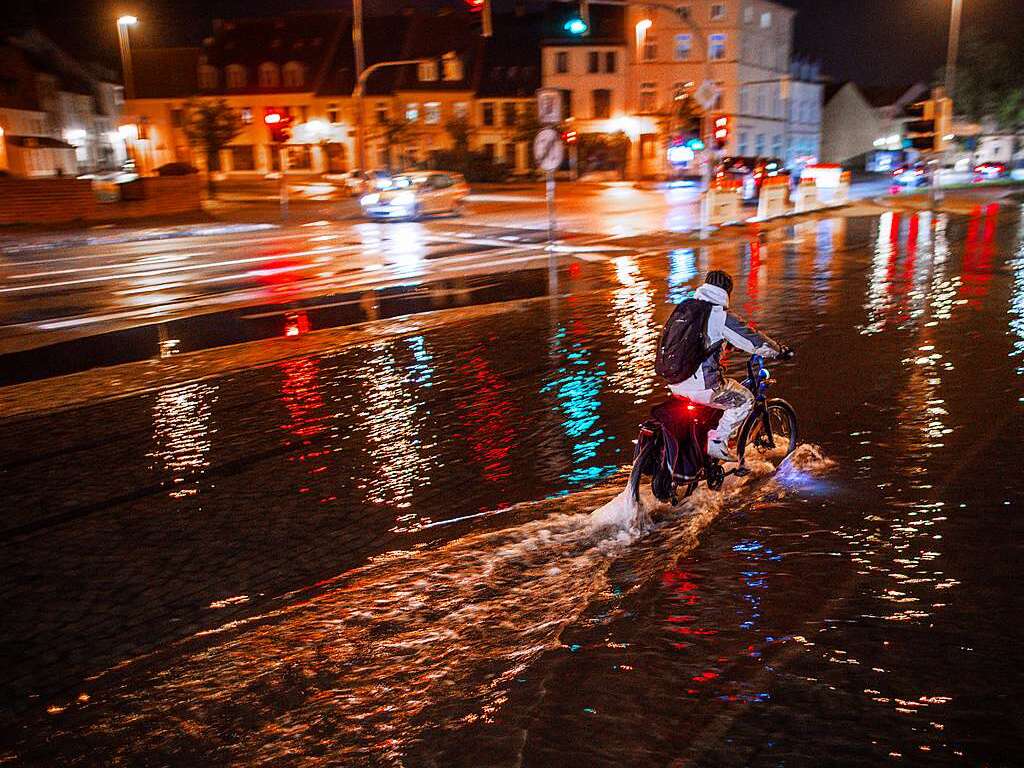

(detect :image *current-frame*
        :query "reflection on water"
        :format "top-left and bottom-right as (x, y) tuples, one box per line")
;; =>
(148, 382), (217, 498)
(1011, 204), (1024, 379)
(666, 248), (697, 303)
(608, 256), (658, 404)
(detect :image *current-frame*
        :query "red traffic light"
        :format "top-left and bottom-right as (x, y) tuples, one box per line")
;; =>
(466, 0), (484, 8)
(713, 115), (729, 150)
(562, 130), (578, 144)
(264, 108), (293, 143)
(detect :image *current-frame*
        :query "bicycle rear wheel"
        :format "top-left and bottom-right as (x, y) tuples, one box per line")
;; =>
(737, 399), (798, 461)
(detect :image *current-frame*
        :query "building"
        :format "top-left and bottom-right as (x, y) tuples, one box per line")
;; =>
(541, 0), (812, 178)
(0, 30), (126, 177)
(785, 59), (823, 171)
(821, 81), (927, 169)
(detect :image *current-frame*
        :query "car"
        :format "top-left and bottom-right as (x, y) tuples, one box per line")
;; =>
(326, 169), (392, 197)
(360, 171), (469, 220)
(973, 162), (1007, 182)
(715, 156), (788, 202)
(892, 163), (929, 188)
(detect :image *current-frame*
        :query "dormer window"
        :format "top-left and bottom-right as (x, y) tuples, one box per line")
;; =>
(226, 64), (247, 89)
(442, 52), (463, 81)
(418, 60), (438, 82)
(258, 62), (280, 88)
(198, 65), (218, 90)
(282, 61), (304, 88)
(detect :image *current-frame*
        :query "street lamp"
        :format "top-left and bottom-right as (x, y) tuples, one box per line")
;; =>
(945, 0), (963, 99)
(116, 15), (138, 100)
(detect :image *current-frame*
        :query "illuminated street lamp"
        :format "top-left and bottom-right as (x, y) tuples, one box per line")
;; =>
(116, 15), (138, 100)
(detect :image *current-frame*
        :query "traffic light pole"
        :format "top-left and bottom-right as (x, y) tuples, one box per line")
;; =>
(353, 59), (431, 173)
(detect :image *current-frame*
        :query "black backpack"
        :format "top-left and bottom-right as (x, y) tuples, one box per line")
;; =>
(654, 299), (718, 384)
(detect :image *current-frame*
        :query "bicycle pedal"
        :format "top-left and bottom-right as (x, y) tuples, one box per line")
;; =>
(734, 466), (750, 477)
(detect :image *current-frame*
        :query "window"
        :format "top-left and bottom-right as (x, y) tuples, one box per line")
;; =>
(482, 143), (496, 161)
(443, 52), (463, 81)
(744, 5), (753, 23)
(258, 63), (279, 88)
(643, 35), (659, 61)
(592, 89), (611, 119)
(588, 51), (600, 74)
(756, 86), (765, 115)
(226, 64), (247, 89)
(710, 3), (726, 20)
(198, 65), (218, 89)
(605, 51), (617, 73)
(230, 145), (256, 171)
(760, 11), (772, 28)
(639, 82), (656, 113)
(502, 102), (517, 126)
(772, 134), (783, 157)
(555, 51), (569, 74)
(299, 105), (309, 122)
(676, 5), (690, 18)
(405, 103), (419, 123)
(418, 60), (438, 82)
(755, 132), (765, 156)
(740, 87), (748, 113)
(709, 34), (726, 60)
(482, 101), (495, 126)
(327, 103), (339, 123)
(287, 145), (312, 169)
(375, 102), (388, 124)
(170, 107), (185, 127)
(453, 101), (469, 121)
(283, 62), (304, 88)
(504, 143), (517, 165)
(240, 107), (253, 124)
(425, 102), (441, 124)
(560, 89), (573, 118)
(674, 34), (691, 61)
(738, 130), (748, 155)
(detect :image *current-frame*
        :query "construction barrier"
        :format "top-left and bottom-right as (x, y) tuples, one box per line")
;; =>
(707, 179), (742, 225)
(834, 170), (851, 204)
(756, 175), (790, 219)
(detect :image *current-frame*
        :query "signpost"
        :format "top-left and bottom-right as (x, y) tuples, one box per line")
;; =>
(535, 90), (565, 247)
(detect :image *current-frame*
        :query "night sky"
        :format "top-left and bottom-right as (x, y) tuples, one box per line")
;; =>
(6, 0), (1023, 87)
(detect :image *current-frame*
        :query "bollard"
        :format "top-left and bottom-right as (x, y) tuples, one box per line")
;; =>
(756, 176), (790, 219)
(707, 179), (741, 225)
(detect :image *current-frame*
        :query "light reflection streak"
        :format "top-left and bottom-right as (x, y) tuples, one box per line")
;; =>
(667, 248), (697, 304)
(1009, 204), (1024, 375)
(608, 256), (658, 403)
(149, 382), (217, 498)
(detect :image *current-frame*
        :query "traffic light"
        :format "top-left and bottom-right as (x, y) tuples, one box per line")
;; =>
(905, 95), (952, 152)
(562, 129), (578, 144)
(467, 0), (493, 37)
(713, 115), (729, 151)
(264, 108), (293, 144)
(564, 0), (590, 35)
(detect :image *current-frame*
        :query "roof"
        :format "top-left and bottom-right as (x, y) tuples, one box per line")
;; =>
(392, 11), (483, 93)
(476, 12), (543, 98)
(0, 44), (42, 111)
(133, 48), (200, 99)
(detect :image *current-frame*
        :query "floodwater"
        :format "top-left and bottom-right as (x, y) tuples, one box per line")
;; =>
(1, 204), (1022, 766)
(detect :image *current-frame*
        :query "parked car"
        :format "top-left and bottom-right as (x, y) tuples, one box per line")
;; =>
(360, 171), (469, 220)
(973, 162), (1007, 182)
(715, 156), (787, 202)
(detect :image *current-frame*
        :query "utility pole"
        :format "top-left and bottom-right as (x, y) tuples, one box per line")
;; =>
(945, 0), (963, 100)
(353, 0), (366, 170)
(116, 16), (138, 100)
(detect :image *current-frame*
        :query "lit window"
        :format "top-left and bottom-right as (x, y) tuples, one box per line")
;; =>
(241, 106), (253, 124)
(282, 62), (304, 88)
(258, 63), (280, 88)
(405, 103), (419, 122)
(744, 6), (753, 23)
(418, 60), (438, 82)
(453, 101), (469, 120)
(710, 3), (726, 21)
(555, 51), (569, 74)
(425, 102), (441, 124)
(327, 103), (339, 123)
(442, 52), (463, 81)
(226, 64), (247, 89)
(761, 11), (772, 28)
(482, 102), (495, 126)
(198, 65), (218, 90)
(709, 33), (726, 60)
(674, 33), (691, 61)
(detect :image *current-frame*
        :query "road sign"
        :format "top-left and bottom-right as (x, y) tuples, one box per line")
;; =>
(694, 80), (719, 112)
(533, 128), (565, 172)
(536, 88), (562, 126)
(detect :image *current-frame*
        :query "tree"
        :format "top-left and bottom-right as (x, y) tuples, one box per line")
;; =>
(949, 36), (1024, 131)
(184, 99), (244, 196)
(445, 116), (472, 155)
(370, 117), (416, 171)
(512, 106), (542, 173)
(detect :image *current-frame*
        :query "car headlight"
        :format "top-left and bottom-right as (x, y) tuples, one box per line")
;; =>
(360, 193), (380, 206)
(393, 191), (416, 207)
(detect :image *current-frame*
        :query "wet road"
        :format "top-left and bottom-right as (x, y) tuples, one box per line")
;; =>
(1, 199), (1022, 766)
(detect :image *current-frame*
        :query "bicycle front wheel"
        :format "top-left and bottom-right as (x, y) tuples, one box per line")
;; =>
(737, 399), (798, 461)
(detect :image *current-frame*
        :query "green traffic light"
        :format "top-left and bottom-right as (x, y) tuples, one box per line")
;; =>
(564, 17), (588, 35)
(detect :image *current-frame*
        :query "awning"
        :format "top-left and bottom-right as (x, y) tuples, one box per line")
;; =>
(4, 135), (75, 149)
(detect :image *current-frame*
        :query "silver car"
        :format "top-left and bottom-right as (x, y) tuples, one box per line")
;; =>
(360, 172), (469, 220)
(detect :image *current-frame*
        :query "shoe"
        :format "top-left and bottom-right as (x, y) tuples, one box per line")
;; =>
(707, 439), (737, 463)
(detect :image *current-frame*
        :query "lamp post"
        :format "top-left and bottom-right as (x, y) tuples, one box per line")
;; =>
(116, 15), (138, 100)
(945, 0), (963, 100)
(354, 59), (430, 174)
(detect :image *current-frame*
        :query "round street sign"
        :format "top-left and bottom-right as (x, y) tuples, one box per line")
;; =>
(695, 80), (720, 112)
(533, 127), (565, 173)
